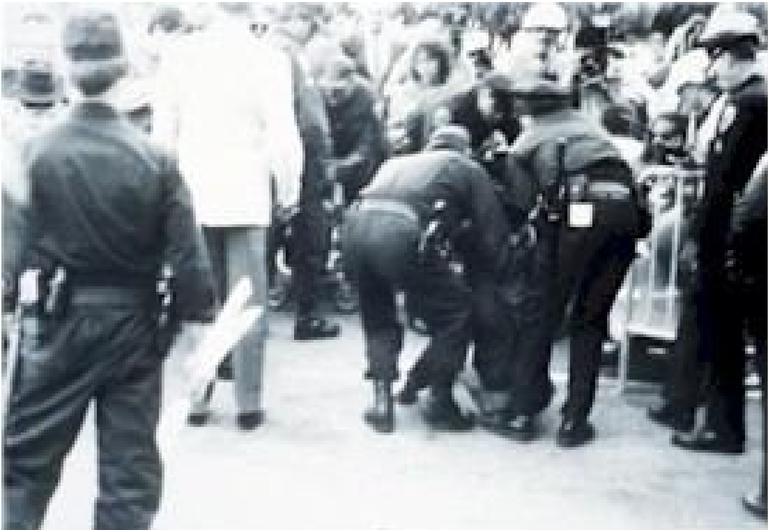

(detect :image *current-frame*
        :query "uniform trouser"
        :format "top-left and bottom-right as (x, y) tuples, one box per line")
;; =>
(342, 208), (472, 387)
(292, 154), (332, 320)
(701, 270), (766, 444)
(4, 302), (162, 530)
(659, 284), (712, 415)
(194, 226), (268, 414)
(553, 228), (635, 421)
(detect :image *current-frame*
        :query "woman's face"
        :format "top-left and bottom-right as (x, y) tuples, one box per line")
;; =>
(413, 48), (441, 86)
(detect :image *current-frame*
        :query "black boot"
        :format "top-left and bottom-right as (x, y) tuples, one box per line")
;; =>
(363, 380), (394, 433)
(422, 386), (475, 432)
(294, 316), (341, 341)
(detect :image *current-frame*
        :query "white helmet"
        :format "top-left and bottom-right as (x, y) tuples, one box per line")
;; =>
(521, 3), (569, 33)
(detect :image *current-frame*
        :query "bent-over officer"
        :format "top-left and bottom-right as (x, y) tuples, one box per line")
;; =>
(342, 125), (514, 434)
(3, 10), (216, 530)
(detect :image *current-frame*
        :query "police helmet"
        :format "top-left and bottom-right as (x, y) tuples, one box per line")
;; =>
(698, 9), (762, 50)
(520, 3), (569, 33)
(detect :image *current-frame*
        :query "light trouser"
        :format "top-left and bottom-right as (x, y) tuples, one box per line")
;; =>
(192, 226), (268, 414)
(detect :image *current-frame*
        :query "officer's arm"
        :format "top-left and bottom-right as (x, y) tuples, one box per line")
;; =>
(158, 155), (216, 323)
(731, 152), (768, 238)
(332, 101), (383, 185)
(465, 163), (514, 269)
(720, 97), (767, 194)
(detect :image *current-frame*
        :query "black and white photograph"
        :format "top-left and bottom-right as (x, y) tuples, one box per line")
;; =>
(1, 2), (766, 529)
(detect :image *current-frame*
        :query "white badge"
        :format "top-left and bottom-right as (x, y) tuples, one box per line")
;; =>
(568, 202), (594, 228)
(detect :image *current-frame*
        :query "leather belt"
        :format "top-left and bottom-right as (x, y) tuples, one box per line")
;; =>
(69, 286), (155, 307)
(585, 181), (632, 201)
(356, 198), (420, 224)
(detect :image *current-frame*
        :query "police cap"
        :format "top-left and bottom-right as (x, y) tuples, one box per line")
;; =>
(698, 9), (761, 50)
(520, 3), (569, 33)
(63, 9), (124, 63)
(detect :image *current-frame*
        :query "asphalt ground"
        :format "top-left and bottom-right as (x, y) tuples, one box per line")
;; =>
(40, 309), (763, 530)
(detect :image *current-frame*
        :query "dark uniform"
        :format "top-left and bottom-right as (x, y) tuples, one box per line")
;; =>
(672, 73), (767, 453)
(272, 29), (340, 340)
(3, 12), (216, 530)
(500, 105), (647, 445)
(731, 153), (767, 516)
(325, 75), (386, 205)
(342, 127), (513, 432)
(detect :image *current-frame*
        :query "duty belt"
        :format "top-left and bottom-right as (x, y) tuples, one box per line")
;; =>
(69, 286), (155, 307)
(585, 182), (632, 201)
(357, 198), (420, 224)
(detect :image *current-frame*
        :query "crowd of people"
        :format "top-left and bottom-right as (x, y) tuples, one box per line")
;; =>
(1, 3), (766, 529)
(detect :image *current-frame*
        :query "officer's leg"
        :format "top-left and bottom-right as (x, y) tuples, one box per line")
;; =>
(405, 259), (474, 430)
(93, 329), (162, 530)
(227, 227), (269, 427)
(292, 154), (339, 340)
(470, 278), (515, 393)
(3, 317), (95, 530)
(562, 237), (634, 429)
(704, 279), (746, 443)
(648, 287), (703, 430)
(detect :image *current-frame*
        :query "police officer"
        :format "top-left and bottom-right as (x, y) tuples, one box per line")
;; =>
(342, 125), (514, 433)
(268, 4), (341, 342)
(493, 67), (649, 447)
(731, 152), (767, 520)
(671, 8), (767, 455)
(3, 10), (216, 530)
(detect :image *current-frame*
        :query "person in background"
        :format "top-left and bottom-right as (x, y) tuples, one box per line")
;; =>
(2, 10), (216, 529)
(153, 3), (303, 430)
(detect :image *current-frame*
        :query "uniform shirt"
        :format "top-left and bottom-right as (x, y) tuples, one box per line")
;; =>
(153, 16), (303, 227)
(16, 100), (215, 322)
(504, 107), (625, 224)
(361, 149), (511, 271)
(697, 75), (767, 262)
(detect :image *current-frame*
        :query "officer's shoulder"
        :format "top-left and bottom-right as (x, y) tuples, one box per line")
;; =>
(731, 77), (767, 109)
(140, 136), (181, 177)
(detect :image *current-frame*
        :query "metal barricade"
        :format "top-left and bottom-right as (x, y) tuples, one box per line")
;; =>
(615, 165), (704, 392)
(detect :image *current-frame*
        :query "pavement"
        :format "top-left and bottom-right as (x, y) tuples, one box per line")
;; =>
(41, 309), (763, 530)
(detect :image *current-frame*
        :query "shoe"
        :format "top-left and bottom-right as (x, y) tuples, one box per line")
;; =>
(217, 355), (233, 380)
(742, 491), (767, 520)
(363, 380), (395, 433)
(556, 418), (596, 448)
(671, 429), (744, 454)
(480, 410), (537, 442)
(294, 317), (341, 341)
(237, 411), (265, 431)
(647, 403), (695, 431)
(421, 389), (475, 432)
(186, 411), (210, 427)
